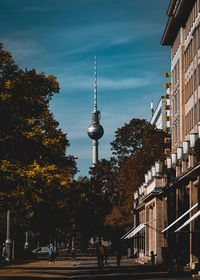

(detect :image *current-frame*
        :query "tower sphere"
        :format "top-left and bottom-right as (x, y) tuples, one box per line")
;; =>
(88, 123), (104, 140)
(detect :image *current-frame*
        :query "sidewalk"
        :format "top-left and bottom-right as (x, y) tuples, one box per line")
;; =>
(0, 256), (192, 279)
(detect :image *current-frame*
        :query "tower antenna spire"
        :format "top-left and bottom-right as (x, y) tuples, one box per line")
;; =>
(94, 53), (97, 112)
(88, 53), (104, 168)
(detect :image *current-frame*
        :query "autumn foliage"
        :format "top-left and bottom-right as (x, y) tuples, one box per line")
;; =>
(0, 43), (77, 246)
(94, 119), (168, 233)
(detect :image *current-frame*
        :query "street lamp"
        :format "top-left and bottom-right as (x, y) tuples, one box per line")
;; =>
(198, 124), (200, 138)
(183, 140), (190, 155)
(151, 166), (156, 177)
(155, 160), (162, 175)
(166, 157), (172, 169)
(171, 152), (177, 165)
(189, 132), (198, 148)
(145, 173), (149, 185)
(177, 147), (183, 160)
(148, 170), (152, 181)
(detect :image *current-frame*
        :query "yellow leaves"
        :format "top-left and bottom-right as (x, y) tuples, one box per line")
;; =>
(32, 193), (43, 203)
(5, 80), (12, 89)
(42, 135), (60, 146)
(0, 50), (14, 65)
(27, 118), (34, 125)
(0, 159), (19, 172)
(47, 74), (59, 91)
(23, 125), (42, 138)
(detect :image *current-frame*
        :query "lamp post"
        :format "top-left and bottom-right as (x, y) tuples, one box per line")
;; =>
(5, 210), (12, 262)
(24, 231), (29, 249)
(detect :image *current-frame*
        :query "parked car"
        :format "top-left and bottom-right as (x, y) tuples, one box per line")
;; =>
(32, 246), (50, 258)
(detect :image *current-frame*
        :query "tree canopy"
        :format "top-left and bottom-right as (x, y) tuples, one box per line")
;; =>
(99, 119), (168, 231)
(0, 43), (77, 245)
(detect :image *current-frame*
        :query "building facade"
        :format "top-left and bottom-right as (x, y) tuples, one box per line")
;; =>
(124, 0), (200, 269)
(161, 0), (200, 269)
(150, 95), (170, 131)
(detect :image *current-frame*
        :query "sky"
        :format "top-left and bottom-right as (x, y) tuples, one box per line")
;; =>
(0, 0), (171, 178)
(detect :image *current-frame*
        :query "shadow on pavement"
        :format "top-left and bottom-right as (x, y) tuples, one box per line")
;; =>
(0, 263), (192, 280)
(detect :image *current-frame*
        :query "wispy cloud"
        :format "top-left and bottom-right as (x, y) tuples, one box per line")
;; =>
(59, 74), (154, 91)
(2, 39), (45, 60)
(100, 76), (153, 90)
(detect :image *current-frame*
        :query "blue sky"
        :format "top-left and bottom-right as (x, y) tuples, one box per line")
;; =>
(0, 0), (171, 177)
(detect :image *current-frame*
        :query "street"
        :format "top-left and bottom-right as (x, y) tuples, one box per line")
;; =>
(0, 256), (193, 280)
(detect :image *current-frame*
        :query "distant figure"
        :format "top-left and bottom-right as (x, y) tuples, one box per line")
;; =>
(127, 247), (131, 258)
(150, 251), (157, 265)
(103, 246), (109, 269)
(116, 246), (121, 268)
(71, 246), (76, 259)
(48, 243), (55, 264)
(96, 242), (104, 270)
(1, 243), (7, 262)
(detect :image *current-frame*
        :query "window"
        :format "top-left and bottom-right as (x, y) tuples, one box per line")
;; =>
(193, 30), (197, 55)
(199, 99), (200, 121)
(175, 122), (177, 143)
(194, 70), (197, 90)
(194, 104), (197, 124)
(198, 64), (200, 86)
(174, 95), (177, 114)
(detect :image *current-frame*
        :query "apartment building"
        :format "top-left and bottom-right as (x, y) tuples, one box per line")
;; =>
(161, 0), (200, 269)
(123, 0), (200, 269)
(150, 96), (170, 130)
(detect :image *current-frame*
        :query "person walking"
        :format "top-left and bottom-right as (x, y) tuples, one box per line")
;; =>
(1, 243), (7, 262)
(103, 246), (109, 269)
(116, 245), (121, 268)
(71, 246), (75, 260)
(150, 251), (157, 265)
(48, 243), (55, 264)
(96, 242), (104, 270)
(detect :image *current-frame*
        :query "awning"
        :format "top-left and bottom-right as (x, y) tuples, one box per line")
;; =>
(121, 227), (136, 240)
(124, 223), (145, 239)
(175, 210), (200, 232)
(162, 203), (198, 233)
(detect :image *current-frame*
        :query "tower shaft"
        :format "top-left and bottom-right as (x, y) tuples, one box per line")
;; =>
(92, 140), (98, 167)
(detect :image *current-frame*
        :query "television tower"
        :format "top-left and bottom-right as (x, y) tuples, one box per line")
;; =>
(88, 54), (104, 167)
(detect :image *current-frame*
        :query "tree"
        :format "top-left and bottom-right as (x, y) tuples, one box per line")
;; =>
(0, 43), (77, 245)
(110, 119), (153, 165)
(64, 175), (112, 250)
(105, 119), (168, 230)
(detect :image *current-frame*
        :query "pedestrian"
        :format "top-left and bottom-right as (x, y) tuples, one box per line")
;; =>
(96, 242), (104, 270)
(150, 250), (157, 265)
(71, 246), (76, 260)
(127, 247), (131, 258)
(116, 245), (121, 268)
(103, 246), (109, 269)
(1, 243), (8, 262)
(48, 243), (55, 264)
